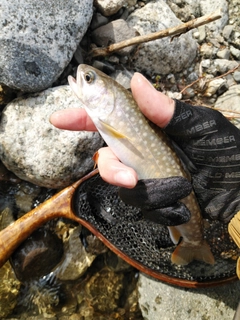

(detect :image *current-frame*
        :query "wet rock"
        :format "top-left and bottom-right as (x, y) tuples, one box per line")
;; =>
(0, 0), (93, 92)
(15, 182), (42, 214)
(138, 274), (239, 320)
(91, 19), (139, 55)
(126, 0), (198, 75)
(0, 261), (21, 318)
(94, 0), (125, 16)
(55, 226), (106, 281)
(0, 85), (103, 188)
(17, 273), (65, 317)
(10, 228), (64, 282)
(76, 267), (125, 316)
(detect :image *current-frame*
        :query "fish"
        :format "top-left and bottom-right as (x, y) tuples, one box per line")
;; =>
(228, 211), (240, 278)
(68, 64), (215, 266)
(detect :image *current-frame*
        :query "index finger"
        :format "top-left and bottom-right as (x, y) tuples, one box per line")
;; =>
(50, 108), (97, 131)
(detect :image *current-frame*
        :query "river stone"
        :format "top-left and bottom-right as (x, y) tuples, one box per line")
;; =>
(91, 19), (139, 55)
(199, 0), (228, 34)
(126, 0), (198, 75)
(94, 0), (125, 16)
(0, 85), (103, 188)
(0, 0), (93, 92)
(138, 274), (240, 320)
(214, 84), (240, 130)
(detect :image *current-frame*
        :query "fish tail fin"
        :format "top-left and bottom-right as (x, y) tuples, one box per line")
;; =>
(171, 240), (215, 265)
(228, 211), (240, 248)
(236, 258), (240, 279)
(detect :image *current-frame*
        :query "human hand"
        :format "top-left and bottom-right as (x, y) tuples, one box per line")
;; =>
(50, 72), (240, 223)
(50, 73), (174, 188)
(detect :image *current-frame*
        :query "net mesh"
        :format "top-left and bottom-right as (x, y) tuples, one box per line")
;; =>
(73, 173), (239, 285)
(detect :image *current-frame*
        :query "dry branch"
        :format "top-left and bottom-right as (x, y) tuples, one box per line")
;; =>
(90, 9), (222, 57)
(180, 64), (240, 94)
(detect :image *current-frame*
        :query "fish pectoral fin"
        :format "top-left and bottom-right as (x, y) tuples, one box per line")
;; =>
(99, 119), (145, 159)
(171, 240), (215, 266)
(228, 211), (240, 248)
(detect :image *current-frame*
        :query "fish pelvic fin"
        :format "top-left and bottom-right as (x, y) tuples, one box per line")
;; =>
(99, 119), (129, 139)
(99, 119), (145, 159)
(228, 211), (240, 248)
(171, 240), (215, 266)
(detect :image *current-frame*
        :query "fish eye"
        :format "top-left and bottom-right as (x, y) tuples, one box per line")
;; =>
(84, 71), (95, 84)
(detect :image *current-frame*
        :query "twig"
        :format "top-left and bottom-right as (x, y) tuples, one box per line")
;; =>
(90, 9), (222, 57)
(180, 64), (240, 94)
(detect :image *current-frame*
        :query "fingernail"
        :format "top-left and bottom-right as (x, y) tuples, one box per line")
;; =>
(114, 170), (137, 188)
(134, 72), (153, 88)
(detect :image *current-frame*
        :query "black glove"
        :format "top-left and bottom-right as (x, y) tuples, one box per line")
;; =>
(164, 99), (240, 223)
(119, 176), (192, 226)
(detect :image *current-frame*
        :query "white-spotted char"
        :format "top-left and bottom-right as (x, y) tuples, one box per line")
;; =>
(68, 64), (214, 266)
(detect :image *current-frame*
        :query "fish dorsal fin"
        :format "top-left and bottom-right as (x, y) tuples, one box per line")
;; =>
(99, 119), (145, 160)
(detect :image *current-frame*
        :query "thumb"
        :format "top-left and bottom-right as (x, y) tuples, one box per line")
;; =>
(131, 73), (175, 128)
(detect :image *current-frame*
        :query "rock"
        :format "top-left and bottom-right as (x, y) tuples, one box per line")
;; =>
(94, 0), (125, 16)
(203, 78), (228, 97)
(233, 71), (240, 83)
(222, 25), (234, 40)
(138, 274), (240, 320)
(200, 43), (216, 58)
(91, 19), (139, 55)
(230, 45), (240, 60)
(0, 86), (103, 188)
(0, 261), (21, 318)
(10, 228), (64, 282)
(90, 12), (109, 30)
(199, 0), (228, 35)
(217, 47), (230, 59)
(214, 84), (240, 129)
(126, 0), (198, 75)
(213, 59), (239, 74)
(110, 69), (134, 89)
(0, 0), (93, 92)
(54, 226), (106, 281)
(198, 25), (207, 43)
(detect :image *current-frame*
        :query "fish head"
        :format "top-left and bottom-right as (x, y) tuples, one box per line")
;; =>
(68, 64), (115, 122)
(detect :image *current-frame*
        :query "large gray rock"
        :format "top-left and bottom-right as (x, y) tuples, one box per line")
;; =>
(199, 0), (228, 34)
(0, 86), (103, 188)
(0, 0), (93, 92)
(127, 0), (198, 75)
(138, 274), (240, 320)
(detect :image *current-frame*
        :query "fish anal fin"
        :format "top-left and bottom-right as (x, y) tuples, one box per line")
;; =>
(171, 240), (215, 266)
(228, 211), (240, 248)
(168, 226), (181, 244)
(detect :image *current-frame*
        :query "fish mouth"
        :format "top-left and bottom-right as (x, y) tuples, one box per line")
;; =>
(67, 65), (84, 101)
